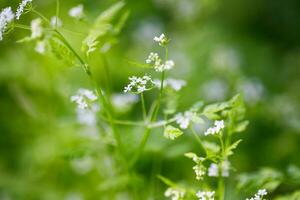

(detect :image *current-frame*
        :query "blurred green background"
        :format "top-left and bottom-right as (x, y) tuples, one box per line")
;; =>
(1, 0), (300, 199)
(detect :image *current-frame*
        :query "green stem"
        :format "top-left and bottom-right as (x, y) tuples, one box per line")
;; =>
(190, 128), (207, 156)
(141, 93), (147, 121)
(13, 24), (31, 30)
(55, 0), (60, 29)
(130, 47), (168, 168)
(218, 132), (225, 200)
(31, 9), (50, 24)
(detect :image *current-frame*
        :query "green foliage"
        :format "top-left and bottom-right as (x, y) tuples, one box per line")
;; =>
(82, 1), (128, 56)
(237, 168), (284, 192)
(164, 125), (184, 140)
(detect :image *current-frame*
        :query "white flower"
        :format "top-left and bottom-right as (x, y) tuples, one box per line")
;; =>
(246, 189), (267, 200)
(0, 7), (15, 41)
(69, 4), (84, 20)
(204, 120), (225, 136)
(123, 75), (154, 93)
(154, 60), (175, 72)
(50, 16), (62, 28)
(76, 104), (99, 126)
(30, 18), (43, 39)
(193, 165), (206, 180)
(111, 93), (138, 112)
(145, 52), (174, 72)
(196, 191), (215, 200)
(70, 88), (98, 109)
(154, 33), (169, 46)
(16, 0), (33, 20)
(208, 163), (218, 177)
(146, 52), (160, 64)
(164, 187), (185, 200)
(35, 40), (46, 54)
(175, 111), (201, 129)
(153, 78), (186, 91)
(208, 161), (230, 177)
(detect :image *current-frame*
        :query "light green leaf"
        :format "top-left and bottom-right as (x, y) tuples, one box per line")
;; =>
(225, 139), (242, 157)
(164, 125), (183, 140)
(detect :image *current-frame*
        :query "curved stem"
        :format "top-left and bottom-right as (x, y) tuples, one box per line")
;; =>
(31, 9), (50, 25)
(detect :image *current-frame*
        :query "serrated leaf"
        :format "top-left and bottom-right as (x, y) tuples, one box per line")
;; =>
(82, 1), (125, 55)
(225, 139), (242, 157)
(234, 120), (249, 133)
(49, 38), (75, 65)
(164, 125), (183, 140)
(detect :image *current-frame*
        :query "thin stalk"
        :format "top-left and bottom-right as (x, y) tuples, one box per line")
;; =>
(55, 0), (60, 29)
(190, 128), (207, 156)
(218, 132), (225, 200)
(130, 47), (168, 168)
(13, 24), (31, 30)
(140, 93), (147, 121)
(31, 9), (50, 24)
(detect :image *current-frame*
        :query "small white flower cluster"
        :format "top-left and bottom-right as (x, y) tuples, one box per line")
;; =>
(16, 0), (33, 20)
(208, 160), (230, 177)
(175, 111), (201, 129)
(111, 93), (139, 111)
(70, 89), (99, 126)
(50, 16), (62, 28)
(69, 4), (84, 20)
(246, 189), (268, 200)
(146, 52), (175, 72)
(154, 33), (169, 46)
(123, 75), (154, 93)
(185, 152), (206, 180)
(0, 7), (14, 41)
(30, 18), (43, 39)
(164, 187), (185, 200)
(204, 120), (225, 136)
(196, 191), (215, 200)
(193, 165), (206, 180)
(70, 88), (98, 109)
(153, 78), (186, 91)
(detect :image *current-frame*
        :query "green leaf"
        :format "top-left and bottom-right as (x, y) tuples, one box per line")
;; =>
(164, 125), (183, 140)
(225, 139), (242, 157)
(49, 38), (75, 65)
(157, 175), (177, 187)
(234, 120), (249, 133)
(82, 1), (126, 56)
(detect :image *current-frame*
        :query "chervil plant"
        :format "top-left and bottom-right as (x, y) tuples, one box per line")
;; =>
(2, 1), (300, 200)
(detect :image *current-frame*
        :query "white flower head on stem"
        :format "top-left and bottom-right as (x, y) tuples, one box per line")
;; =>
(154, 33), (169, 46)
(145, 52), (174, 72)
(50, 16), (62, 28)
(185, 152), (206, 180)
(30, 18), (43, 39)
(70, 88), (98, 110)
(193, 165), (206, 180)
(69, 4), (84, 20)
(164, 187), (185, 200)
(246, 189), (268, 200)
(204, 120), (225, 136)
(123, 75), (154, 94)
(0, 7), (15, 41)
(16, 0), (33, 20)
(196, 190), (215, 200)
